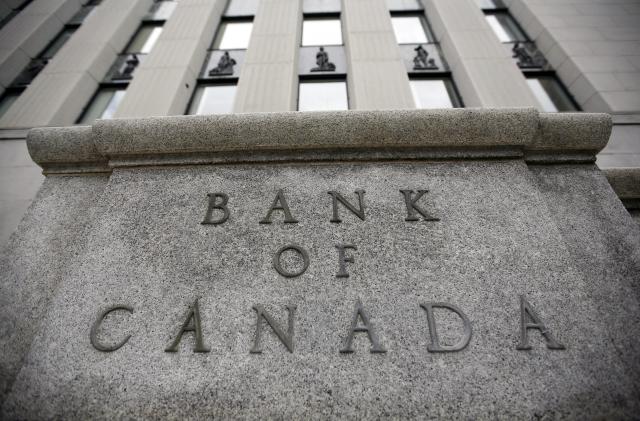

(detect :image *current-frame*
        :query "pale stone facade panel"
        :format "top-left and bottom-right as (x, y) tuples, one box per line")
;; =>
(114, 0), (226, 118)
(233, 0), (300, 113)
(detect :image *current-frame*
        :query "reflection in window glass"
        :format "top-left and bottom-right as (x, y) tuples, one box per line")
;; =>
(188, 85), (237, 115)
(485, 13), (526, 43)
(391, 16), (431, 44)
(303, 0), (341, 14)
(474, 0), (505, 9)
(214, 22), (253, 49)
(526, 77), (577, 112)
(386, 0), (423, 11)
(146, 1), (177, 21)
(0, 91), (21, 118)
(298, 81), (348, 111)
(78, 88), (126, 124)
(41, 28), (75, 59)
(225, 0), (259, 16)
(302, 19), (343, 46)
(410, 79), (456, 109)
(126, 25), (163, 54)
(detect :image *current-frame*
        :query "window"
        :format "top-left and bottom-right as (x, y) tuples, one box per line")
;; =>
(68, 0), (102, 26)
(0, 91), (22, 119)
(188, 84), (237, 115)
(473, 0), (506, 10)
(386, 0), (423, 12)
(302, 18), (343, 46)
(224, 0), (259, 17)
(77, 87), (126, 124)
(126, 24), (163, 54)
(391, 16), (433, 44)
(484, 13), (526, 43)
(303, 0), (341, 14)
(213, 21), (253, 49)
(145, 0), (177, 21)
(298, 80), (348, 111)
(526, 76), (578, 112)
(478, 4), (579, 112)
(410, 79), (461, 109)
(40, 28), (76, 60)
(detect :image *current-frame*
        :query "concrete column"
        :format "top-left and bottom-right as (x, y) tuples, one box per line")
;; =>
(423, 0), (538, 108)
(114, 0), (227, 118)
(233, 0), (301, 113)
(0, 0), (82, 94)
(0, 0), (153, 128)
(342, 0), (414, 110)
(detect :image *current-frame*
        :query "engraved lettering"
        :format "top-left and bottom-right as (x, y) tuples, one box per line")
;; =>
(201, 193), (230, 225)
(165, 299), (210, 353)
(328, 190), (366, 223)
(259, 189), (298, 224)
(272, 244), (309, 277)
(516, 295), (565, 350)
(420, 302), (472, 352)
(335, 244), (357, 278)
(340, 299), (386, 353)
(90, 305), (133, 352)
(250, 305), (296, 353)
(400, 190), (439, 222)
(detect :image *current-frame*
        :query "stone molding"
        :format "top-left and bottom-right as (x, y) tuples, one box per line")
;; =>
(26, 108), (612, 174)
(604, 168), (640, 200)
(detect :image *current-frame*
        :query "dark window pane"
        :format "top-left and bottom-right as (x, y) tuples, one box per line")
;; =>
(527, 76), (577, 112)
(78, 87), (126, 124)
(145, 1), (176, 21)
(40, 28), (75, 59)
(485, 13), (527, 43)
(303, 0), (341, 13)
(391, 16), (433, 44)
(298, 81), (348, 111)
(302, 19), (343, 46)
(474, 0), (505, 10)
(188, 84), (237, 115)
(126, 24), (163, 54)
(213, 21), (253, 49)
(225, 0), (258, 16)
(386, 0), (423, 11)
(0, 91), (21, 118)
(410, 79), (462, 109)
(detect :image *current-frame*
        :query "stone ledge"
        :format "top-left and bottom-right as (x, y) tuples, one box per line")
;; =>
(603, 168), (640, 200)
(26, 108), (612, 174)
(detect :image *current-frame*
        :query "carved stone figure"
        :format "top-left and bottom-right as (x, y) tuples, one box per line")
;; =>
(413, 45), (438, 70)
(119, 53), (140, 79)
(209, 51), (237, 76)
(512, 41), (547, 69)
(311, 46), (336, 72)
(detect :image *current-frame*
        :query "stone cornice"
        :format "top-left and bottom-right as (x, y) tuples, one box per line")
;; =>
(26, 108), (612, 175)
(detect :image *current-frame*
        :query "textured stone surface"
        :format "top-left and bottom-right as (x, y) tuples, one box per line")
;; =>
(2, 160), (639, 418)
(0, 175), (109, 403)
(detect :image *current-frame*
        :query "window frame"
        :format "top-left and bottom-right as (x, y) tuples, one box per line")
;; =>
(409, 75), (464, 109)
(301, 13), (344, 47)
(76, 83), (128, 124)
(524, 71), (580, 113)
(186, 78), (239, 116)
(211, 17), (255, 50)
(297, 74), (349, 112)
(390, 12), (436, 45)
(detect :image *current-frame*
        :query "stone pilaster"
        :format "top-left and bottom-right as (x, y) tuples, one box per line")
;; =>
(233, 0), (301, 113)
(342, 0), (414, 110)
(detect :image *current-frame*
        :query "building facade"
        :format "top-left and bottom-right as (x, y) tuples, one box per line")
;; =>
(1, 1), (640, 417)
(0, 0), (639, 243)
